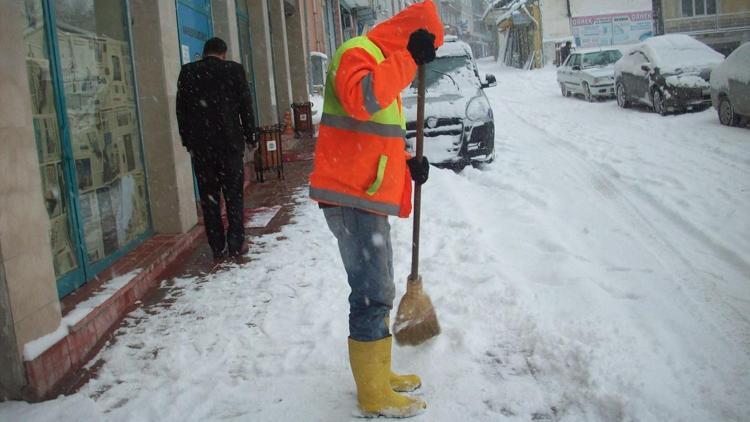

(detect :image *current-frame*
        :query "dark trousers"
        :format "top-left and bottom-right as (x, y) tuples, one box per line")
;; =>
(191, 150), (245, 257)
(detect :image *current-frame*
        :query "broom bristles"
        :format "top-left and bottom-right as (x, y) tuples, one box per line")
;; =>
(393, 275), (440, 346)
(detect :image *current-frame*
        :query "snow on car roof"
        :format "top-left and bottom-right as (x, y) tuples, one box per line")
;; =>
(437, 39), (473, 58)
(641, 34), (724, 72)
(571, 46), (624, 55)
(711, 42), (750, 89)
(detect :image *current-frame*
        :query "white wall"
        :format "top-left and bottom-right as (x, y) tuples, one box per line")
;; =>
(570, 0), (652, 16)
(540, 0), (572, 41)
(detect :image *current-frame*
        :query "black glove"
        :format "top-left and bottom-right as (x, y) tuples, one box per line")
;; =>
(407, 29), (436, 65)
(407, 156), (430, 185)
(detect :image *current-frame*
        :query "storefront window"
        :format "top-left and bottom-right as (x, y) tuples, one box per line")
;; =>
(236, 6), (259, 123)
(55, 0), (150, 264)
(23, 0), (80, 278)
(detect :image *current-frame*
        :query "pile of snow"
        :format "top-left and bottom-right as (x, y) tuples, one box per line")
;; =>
(664, 74), (709, 88)
(23, 270), (141, 361)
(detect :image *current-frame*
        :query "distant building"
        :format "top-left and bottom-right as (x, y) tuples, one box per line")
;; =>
(437, 0), (494, 58)
(485, 0), (653, 68)
(484, 0), (544, 69)
(656, 0), (750, 55)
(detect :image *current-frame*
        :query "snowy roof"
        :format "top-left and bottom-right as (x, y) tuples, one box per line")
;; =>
(482, 0), (535, 23)
(573, 46), (625, 55)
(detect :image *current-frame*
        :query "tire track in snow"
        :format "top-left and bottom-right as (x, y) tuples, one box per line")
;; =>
(500, 102), (750, 353)
(419, 168), (562, 420)
(501, 69), (750, 180)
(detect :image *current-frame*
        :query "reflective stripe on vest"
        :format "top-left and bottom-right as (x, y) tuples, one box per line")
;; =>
(309, 186), (401, 216)
(320, 114), (405, 138)
(322, 36), (406, 130)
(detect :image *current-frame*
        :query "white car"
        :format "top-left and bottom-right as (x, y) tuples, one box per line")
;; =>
(710, 42), (750, 127)
(557, 47), (623, 101)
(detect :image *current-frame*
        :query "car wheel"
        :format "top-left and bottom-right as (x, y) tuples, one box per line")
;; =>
(582, 82), (594, 102)
(718, 96), (741, 126)
(616, 83), (629, 108)
(653, 89), (668, 116)
(560, 83), (570, 97)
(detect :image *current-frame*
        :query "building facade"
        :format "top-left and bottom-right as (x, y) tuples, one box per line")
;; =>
(485, 0), (545, 69)
(568, 0), (653, 48)
(0, 0), (312, 400)
(657, 0), (750, 55)
(485, 0), (654, 67)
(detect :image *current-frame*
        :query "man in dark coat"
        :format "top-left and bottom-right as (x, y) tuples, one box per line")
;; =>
(559, 41), (572, 66)
(176, 37), (256, 261)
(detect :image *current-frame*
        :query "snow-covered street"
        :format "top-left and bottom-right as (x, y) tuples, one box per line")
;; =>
(3, 62), (749, 421)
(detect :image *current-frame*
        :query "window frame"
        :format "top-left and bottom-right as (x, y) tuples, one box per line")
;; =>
(681, 0), (718, 17)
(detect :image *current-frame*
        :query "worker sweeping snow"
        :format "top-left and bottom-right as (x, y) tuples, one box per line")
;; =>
(308, 0), (444, 418)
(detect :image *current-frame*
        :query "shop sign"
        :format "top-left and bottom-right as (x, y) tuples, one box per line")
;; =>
(572, 11), (653, 48)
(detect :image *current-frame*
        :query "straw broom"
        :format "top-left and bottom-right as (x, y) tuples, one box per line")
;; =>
(393, 64), (440, 346)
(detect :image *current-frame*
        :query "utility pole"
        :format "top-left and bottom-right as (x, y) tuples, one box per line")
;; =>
(652, 0), (664, 35)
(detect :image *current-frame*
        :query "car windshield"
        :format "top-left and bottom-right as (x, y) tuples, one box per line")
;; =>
(409, 55), (479, 93)
(582, 50), (622, 68)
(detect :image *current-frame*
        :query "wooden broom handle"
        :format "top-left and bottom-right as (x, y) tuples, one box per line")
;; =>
(410, 65), (426, 280)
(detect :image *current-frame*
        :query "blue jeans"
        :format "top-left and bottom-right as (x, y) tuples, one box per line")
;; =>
(323, 206), (394, 341)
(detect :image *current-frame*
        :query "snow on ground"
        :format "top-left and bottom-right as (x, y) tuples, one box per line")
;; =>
(3, 64), (749, 421)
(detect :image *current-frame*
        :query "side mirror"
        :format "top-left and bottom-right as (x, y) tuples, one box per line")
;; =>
(572, 65), (581, 71)
(641, 64), (651, 72)
(482, 74), (497, 88)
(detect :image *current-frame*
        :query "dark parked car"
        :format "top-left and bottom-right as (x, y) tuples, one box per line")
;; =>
(402, 37), (497, 169)
(614, 34), (724, 115)
(710, 42), (750, 127)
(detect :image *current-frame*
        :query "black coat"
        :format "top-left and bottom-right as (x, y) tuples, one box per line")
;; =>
(176, 56), (255, 154)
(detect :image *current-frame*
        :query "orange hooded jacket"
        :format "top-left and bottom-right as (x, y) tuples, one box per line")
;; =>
(309, 0), (444, 217)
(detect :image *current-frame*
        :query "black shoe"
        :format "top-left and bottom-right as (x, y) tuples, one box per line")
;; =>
(228, 242), (249, 258)
(213, 246), (228, 262)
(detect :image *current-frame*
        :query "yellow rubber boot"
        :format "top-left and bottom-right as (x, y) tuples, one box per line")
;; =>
(349, 336), (427, 418)
(390, 371), (421, 392)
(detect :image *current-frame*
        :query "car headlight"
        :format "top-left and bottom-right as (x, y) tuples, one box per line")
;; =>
(593, 77), (610, 85)
(466, 96), (491, 122)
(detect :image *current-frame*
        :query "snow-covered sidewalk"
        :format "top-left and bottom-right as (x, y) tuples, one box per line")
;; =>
(2, 64), (749, 421)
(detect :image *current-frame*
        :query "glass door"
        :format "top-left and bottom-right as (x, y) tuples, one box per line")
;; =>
(176, 0), (213, 64)
(175, 0), (213, 199)
(236, 1), (259, 124)
(22, 0), (153, 298)
(23, 0), (85, 296)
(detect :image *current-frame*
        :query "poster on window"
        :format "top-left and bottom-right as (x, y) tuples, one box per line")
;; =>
(572, 11), (653, 48)
(80, 191), (104, 262)
(97, 186), (119, 256)
(33, 116), (61, 163)
(49, 213), (76, 275)
(41, 163), (65, 218)
(26, 58), (56, 116)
